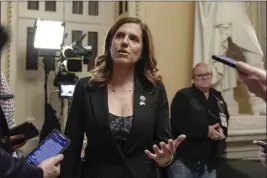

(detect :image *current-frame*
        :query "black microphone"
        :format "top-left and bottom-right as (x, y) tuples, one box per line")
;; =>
(0, 26), (8, 51)
(0, 94), (14, 100)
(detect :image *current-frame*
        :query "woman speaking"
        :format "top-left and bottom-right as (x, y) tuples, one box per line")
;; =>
(60, 17), (185, 178)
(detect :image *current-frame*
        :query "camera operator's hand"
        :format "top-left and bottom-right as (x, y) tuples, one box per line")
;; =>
(10, 134), (27, 150)
(38, 154), (64, 178)
(236, 61), (266, 100)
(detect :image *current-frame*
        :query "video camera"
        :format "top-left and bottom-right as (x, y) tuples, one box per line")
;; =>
(55, 40), (92, 98)
(54, 37), (93, 98)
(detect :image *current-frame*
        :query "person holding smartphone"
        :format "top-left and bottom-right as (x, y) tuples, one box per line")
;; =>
(0, 97), (64, 178)
(0, 73), (27, 153)
(0, 25), (64, 178)
(212, 57), (267, 169)
(236, 61), (266, 101)
(236, 61), (266, 168)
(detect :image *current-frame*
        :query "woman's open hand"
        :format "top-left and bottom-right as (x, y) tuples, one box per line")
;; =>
(144, 134), (186, 165)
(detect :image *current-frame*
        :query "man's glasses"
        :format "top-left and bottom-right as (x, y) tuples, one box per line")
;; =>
(194, 73), (212, 79)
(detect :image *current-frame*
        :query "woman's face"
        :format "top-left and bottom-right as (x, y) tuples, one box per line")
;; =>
(110, 23), (143, 66)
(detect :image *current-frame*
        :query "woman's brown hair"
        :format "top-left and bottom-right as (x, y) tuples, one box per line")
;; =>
(89, 17), (161, 86)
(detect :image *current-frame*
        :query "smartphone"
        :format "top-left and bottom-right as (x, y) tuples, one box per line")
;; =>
(60, 84), (75, 98)
(212, 55), (237, 68)
(9, 121), (39, 145)
(26, 129), (70, 166)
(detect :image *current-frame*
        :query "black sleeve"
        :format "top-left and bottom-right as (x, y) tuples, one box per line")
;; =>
(0, 148), (43, 178)
(154, 81), (172, 144)
(60, 79), (86, 178)
(153, 82), (172, 175)
(170, 90), (209, 139)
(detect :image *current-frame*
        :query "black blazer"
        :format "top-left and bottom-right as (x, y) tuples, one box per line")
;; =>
(60, 76), (172, 178)
(0, 107), (43, 178)
(170, 85), (229, 165)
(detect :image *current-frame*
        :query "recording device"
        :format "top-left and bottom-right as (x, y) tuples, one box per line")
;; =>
(60, 84), (75, 98)
(26, 129), (70, 166)
(212, 55), (237, 68)
(61, 34), (93, 71)
(9, 121), (39, 145)
(53, 34), (92, 98)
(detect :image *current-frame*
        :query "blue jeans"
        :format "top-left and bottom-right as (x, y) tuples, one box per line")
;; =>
(168, 160), (216, 178)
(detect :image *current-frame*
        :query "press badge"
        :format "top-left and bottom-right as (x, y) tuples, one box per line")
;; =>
(220, 113), (227, 128)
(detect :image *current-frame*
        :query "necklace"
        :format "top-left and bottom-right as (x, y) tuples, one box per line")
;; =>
(111, 88), (133, 92)
(108, 83), (134, 92)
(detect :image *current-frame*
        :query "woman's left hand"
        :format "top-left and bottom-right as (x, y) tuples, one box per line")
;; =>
(144, 134), (186, 165)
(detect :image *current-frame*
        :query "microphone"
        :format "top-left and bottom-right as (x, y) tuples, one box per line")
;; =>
(0, 26), (8, 51)
(0, 94), (14, 100)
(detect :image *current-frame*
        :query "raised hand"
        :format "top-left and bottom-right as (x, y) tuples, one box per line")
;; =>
(144, 134), (186, 165)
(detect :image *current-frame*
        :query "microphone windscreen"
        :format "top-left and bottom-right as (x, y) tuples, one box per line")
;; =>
(0, 26), (8, 51)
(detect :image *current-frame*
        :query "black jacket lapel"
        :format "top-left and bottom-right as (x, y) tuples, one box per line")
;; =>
(123, 76), (152, 154)
(89, 84), (124, 157)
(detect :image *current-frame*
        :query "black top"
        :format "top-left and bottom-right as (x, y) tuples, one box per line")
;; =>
(170, 84), (229, 172)
(109, 113), (133, 151)
(60, 76), (172, 178)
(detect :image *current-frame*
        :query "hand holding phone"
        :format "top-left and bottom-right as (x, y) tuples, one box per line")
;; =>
(212, 55), (237, 68)
(212, 55), (249, 77)
(10, 134), (27, 150)
(38, 154), (64, 178)
(9, 121), (39, 145)
(26, 129), (70, 166)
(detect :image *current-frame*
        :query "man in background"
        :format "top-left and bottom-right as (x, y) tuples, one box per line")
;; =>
(169, 63), (229, 178)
